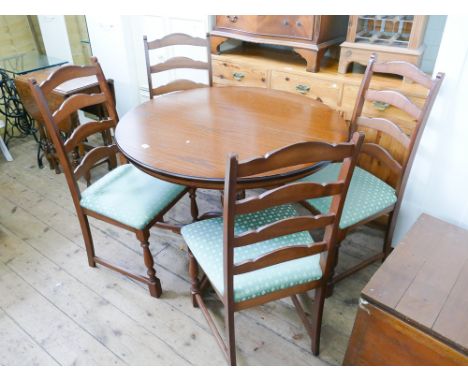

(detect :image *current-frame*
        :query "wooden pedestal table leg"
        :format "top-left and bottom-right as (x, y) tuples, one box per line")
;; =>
(189, 188), (199, 221)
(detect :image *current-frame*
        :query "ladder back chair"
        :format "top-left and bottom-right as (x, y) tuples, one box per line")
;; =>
(181, 133), (364, 365)
(28, 57), (189, 298)
(301, 54), (444, 290)
(143, 32), (212, 98)
(143, 32), (212, 219)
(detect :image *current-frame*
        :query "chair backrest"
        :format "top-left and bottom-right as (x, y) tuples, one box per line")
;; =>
(222, 132), (364, 302)
(349, 54), (444, 194)
(143, 32), (212, 99)
(28, 57), (119, 212)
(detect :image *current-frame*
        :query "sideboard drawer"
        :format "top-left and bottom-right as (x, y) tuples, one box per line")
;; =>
(270, 71), (341, 108)
(215, 15), (256, 34)
(256, 16), (314, 39)
(341, 85), (425, 134)
(212, 59), (268, 88)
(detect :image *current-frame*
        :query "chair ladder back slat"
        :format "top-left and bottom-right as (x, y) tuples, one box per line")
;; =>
(40, 65), (99, 95)
(150, 56), (209, 73)
(94, 59), (119, 124)
(52, 92), (106, 125)
(366, 89), (422, 120)
(235, 181), (345, 215)
(144, 33), (211, 99)
(147, 33), (208, 49)
(233, 241), (328, 275)
(28, 78), (82, 202)
(373, 61), (434, 89)
(28, 57), (119, 205)
(152, 79), (208, 97)
(233, 214), (336, 248)
(74, 144), (119, 181)
(357, 116), (410, 148)
(361, 142), (403, 177)
(237, 141), (356, 178)
(64, 119), (115, 153)
(221, 132), (364, 304)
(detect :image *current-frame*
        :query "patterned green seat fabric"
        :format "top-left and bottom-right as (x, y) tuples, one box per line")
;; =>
(181, 204), (323, 303)
(80, 164), (186, 230)
(301, 163), (397, 229)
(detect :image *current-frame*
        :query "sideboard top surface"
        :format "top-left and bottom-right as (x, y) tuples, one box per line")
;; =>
(213, 45), (430, 97)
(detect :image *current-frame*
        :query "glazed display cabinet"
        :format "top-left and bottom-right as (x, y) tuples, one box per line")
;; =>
(338, 15), (428, 73)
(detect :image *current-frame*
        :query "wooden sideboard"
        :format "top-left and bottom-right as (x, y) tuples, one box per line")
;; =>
(211, 44), (429, 183)
(344, 214), (468, 365)
(211, 16), (348, 72)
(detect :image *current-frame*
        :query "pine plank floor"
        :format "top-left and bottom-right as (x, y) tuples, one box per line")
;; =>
(0, 136), (382, 366)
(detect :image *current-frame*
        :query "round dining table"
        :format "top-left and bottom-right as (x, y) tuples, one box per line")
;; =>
(115, 86), (348, 190)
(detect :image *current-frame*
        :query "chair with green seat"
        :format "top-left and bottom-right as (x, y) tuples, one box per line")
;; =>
(28, 57), (189, 298)
(300, 54), (444, 290)
(182, 132), (363, 365)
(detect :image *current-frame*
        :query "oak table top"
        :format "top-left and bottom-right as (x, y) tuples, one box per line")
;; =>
(115, 86), (349, 189)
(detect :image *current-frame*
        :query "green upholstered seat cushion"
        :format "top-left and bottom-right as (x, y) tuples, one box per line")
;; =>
(80, 164), (186, 230)
(181, 204), (323, 303)
(301, 163), (397, 229)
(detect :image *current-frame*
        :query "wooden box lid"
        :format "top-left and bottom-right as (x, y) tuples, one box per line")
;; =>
(362, 213), (468, 355)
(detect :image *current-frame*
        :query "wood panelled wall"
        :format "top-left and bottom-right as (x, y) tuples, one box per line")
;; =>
(0, 16), (44, 58)
(65, 16), (92, 66)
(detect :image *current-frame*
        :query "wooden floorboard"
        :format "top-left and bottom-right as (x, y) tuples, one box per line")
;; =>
(0, 137), (381, 365)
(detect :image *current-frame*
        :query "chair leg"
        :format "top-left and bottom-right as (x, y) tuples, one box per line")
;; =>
(188, 250), (200, 308)
(225, 307), (237, 366)
(78, 214), (96, 267)
(383, 211), (396, 261)
(325, 244), (340, 297)
(310, 286), (326, 356)
(136, 230), (162, 298)
(189, 188), (199, 221)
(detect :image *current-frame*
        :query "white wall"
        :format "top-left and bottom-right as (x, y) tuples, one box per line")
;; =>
(421, 16), (447, 73)
(86, 15), (209, 112)
(394, 15), (468, 242)
(85, 16), (141, 115)
(128, 15), (209, 102)
(37, 15), (73, 62)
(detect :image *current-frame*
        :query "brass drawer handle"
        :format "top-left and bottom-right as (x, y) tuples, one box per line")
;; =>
(283, 19), (290, 26)
(296, 84), (310, 94)
(372, 101), (390, 111)
(227, 15), (238, 23)
(232, 72), (245, 81)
